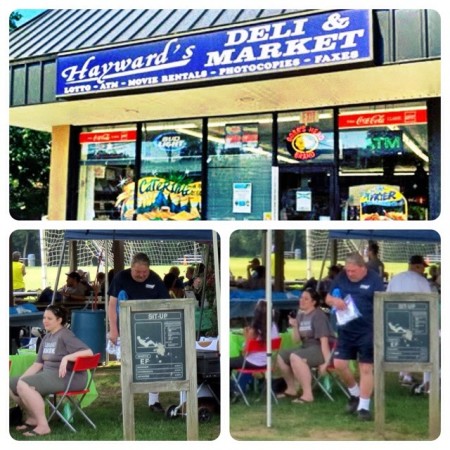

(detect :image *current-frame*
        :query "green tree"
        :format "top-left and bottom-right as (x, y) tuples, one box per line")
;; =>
(9, 127), (51, 220)
(9, 11), (21, 31)
(10, 230), (41, 264)
(230, 230), (264, 257)
(9, 11), (52, 220)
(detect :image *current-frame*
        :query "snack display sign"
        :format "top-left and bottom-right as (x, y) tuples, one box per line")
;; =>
(359, 185), (407, 221)
(116, 176), (201, 220)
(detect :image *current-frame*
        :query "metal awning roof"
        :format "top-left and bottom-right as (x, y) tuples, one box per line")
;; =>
(10, 9), (303, 61)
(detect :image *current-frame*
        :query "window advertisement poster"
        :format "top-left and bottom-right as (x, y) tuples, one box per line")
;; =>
(296, 190), (312, 212)
(116, 176), (202, 221)
(233, 183), (252, 213)
(359, 185), (407, 221)
(80, 130), (136, 162)
(225, 124), (259, 152)
(346, 184), (407, 221)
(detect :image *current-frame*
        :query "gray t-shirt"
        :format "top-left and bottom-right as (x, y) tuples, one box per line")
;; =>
(37, 327), (90, 371)
(297, 307), (333, 347)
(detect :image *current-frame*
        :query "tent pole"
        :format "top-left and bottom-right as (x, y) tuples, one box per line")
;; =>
(316, 238), (331, 293)
(196, 243), (210, 340)
(40, 229), (48, 289)
(51, 240), (67, 305)
(265, 230), (273, 427)
(104, 241), (110, 365)
(213, 231), (220, 338)
(306, 229), (313, 279)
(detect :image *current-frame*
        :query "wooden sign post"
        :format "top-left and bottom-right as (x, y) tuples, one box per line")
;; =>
(374, 292), (440, 439)
(119, 299), (198, 440)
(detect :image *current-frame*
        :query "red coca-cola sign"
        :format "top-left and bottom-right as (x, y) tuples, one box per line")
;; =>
(338, 109), (427, 129)
(79, 130), (137, 144)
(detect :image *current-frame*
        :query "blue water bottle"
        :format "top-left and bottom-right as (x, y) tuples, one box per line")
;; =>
(330, 288), (341, 331)
(331, 288), (342, 307)
(116, 290), (128, 327)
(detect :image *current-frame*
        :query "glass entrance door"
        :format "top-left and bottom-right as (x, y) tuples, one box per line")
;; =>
(279, 167), (334, 220)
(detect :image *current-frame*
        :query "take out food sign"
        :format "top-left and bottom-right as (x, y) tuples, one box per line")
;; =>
(360, 186), (407, 221)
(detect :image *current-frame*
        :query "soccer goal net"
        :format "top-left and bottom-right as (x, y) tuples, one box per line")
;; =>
(40, 230), (205, 287)
(307, 230), (441, 265)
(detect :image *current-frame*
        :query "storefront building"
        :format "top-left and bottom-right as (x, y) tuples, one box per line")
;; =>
(9, 9), (441, 221)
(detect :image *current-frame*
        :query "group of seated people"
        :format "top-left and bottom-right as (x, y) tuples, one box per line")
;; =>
(163, 264), (214, 306)
(34, 269), (107, 308)
(230, 288), (332, 404)
(38, 262), (213, 307)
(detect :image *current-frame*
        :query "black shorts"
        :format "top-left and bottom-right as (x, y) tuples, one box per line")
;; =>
(334, 329), (373, 364)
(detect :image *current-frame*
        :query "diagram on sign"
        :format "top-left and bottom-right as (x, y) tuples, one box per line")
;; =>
(387, 321), (413, 345)
(384, 302), (429, 362)
(136, 335), (166, 356)
(132, 311), (186, 382)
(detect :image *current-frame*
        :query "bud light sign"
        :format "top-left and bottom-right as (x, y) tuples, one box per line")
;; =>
(154, 132), (187, 155)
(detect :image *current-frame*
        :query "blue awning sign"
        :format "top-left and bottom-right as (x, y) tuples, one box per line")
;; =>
(56, 10), (372, 97)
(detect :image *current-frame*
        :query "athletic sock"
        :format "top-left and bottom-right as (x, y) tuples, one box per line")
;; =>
(148, 392), (159, 406)
(358, 397), (370, 411)
(348, 384), (360, 398)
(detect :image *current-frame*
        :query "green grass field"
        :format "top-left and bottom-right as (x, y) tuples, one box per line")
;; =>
(230, 371), (434, 440)
(230, 257), (406, 281)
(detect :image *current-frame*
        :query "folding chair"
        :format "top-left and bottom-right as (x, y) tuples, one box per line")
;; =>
(231, 336), (282, 406)
(46, 353), (101, 432)
(311, 338), (350, 401)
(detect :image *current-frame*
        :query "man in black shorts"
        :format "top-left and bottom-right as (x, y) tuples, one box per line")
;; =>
(108, 252), (170, 413)
(326, 252), (384, 421)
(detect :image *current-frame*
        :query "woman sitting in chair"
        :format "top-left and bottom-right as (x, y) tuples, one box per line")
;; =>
(10, 305), (93, 437)
(230, 300), (279, 373)
(277, 288), (334, 403)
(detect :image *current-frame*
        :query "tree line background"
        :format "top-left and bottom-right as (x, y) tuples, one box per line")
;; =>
(230, 230), (306, 258)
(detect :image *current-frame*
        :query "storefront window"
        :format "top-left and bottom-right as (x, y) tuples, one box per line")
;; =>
(277, 110), (334, 164)
(77, 125), (136, 220)
(338, 102), (429, 220)
(277, 109), (335, 220)
(136, 120), (203, 220)
(206, 114), (272, 220)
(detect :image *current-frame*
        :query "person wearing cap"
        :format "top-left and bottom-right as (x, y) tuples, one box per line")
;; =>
(57, 271), (89, 302)
(387, 255), (432, 387)
(246, 257), (266, 290)
(386, 255), (431, 293)
(12, 251), (26, 292)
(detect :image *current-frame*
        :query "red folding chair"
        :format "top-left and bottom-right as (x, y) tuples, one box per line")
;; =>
(231, 336), (282, 406)
(46, 353), (101, 432)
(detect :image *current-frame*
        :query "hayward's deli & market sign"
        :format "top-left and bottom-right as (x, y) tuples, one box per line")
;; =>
(56, 10), (372, 96)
